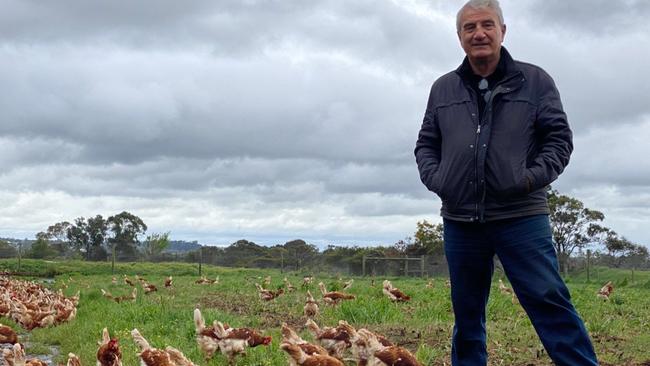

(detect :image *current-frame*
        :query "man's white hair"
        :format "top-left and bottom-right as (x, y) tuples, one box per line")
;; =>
(456, 0), (505, 33)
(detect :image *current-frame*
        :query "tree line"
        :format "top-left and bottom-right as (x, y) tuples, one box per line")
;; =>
(0, 211), (169, 263)
(0, 187), (647, 274)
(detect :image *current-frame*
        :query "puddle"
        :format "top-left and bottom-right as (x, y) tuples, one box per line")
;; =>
(0, 337), (61, 365)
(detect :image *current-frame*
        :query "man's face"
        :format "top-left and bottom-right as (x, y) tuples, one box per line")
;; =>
(458, 6), (506, 63)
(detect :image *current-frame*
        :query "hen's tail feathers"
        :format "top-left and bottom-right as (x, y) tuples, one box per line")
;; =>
(213, 321), (228, 339)
(193, 308), (205, 333)
(305, 318), (320, 335)
(101, 327), (110, 345)
(131, 328), (151, 351)
(165, 346), (195, 366)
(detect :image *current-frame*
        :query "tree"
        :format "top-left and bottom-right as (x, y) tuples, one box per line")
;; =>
(67, 218), (90, 259)
(548, 188), (609, 275)
(625, 245), (649, 269)
(322, 245), (364, 274)
(142, 232), (170, 260)
(0, 240), (17, 258)
(393, 237), (414, 255)
(44, 221), (73, 256)
(86, 215), (108, 261)
(414, 220), (444, 255)
(220, 240), (266, 267)
(283, 239), (319, 270)
(46, 221), (72, 243)
(604, 232), (649, 268)
(27, 237), (57, 259)
(107, 211), (147, 261)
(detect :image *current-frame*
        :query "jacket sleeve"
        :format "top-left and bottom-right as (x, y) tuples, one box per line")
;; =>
(414, 85), (442, 193)
(525, 71), (573, 191)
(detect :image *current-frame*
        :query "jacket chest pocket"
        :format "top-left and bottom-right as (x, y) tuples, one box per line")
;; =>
(492, 95), (535, 138)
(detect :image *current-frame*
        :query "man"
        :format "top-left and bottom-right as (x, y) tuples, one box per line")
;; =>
(414, 1), (598, 365)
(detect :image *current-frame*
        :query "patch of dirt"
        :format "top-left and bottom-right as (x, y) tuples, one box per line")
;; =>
(199, 292), (254, 316)
(592, 333), (627, 344)
(362, 324), (449, 352)
(198, 292), (304, 330)
(257, 311), (305, 330)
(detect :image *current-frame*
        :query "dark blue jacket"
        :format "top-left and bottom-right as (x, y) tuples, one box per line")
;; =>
(415, 48), (572, 222)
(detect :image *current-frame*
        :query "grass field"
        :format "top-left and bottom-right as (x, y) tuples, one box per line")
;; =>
(1, 259), (649, 365)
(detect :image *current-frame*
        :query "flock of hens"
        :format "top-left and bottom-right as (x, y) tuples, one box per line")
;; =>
(1, 275), (78, 366)
(0, 272), (616, 366)
(193, 275), (419, 366)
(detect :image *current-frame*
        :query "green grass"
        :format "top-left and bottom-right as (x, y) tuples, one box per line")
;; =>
(1, 259), (649, 365)
(570, 265), (650, 288)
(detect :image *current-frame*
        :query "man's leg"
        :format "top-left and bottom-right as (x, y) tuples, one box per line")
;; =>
(493, 215), (598, 366)
(444, 219), (495, 366)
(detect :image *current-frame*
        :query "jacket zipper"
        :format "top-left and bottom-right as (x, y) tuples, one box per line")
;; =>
(473, 95), (481, 221)
(474, 73), (522, 222)
(460, 73), (520, 221)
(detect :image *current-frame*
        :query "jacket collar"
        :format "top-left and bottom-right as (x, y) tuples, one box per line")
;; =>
(455, 46), (520, 85)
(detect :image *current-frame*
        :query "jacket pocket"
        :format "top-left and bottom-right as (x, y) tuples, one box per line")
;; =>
(427, 168), (447, 201)
(486, 154), (529, 199)
(435, 159), (472, 209)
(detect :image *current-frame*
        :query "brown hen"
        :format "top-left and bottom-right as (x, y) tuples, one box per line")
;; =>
(280, 343), (344, 366)
(281, 322), (328, 360)
(131, 328), (196, 366)
(213, 321), (272, 365)
(96, 328), (122, 366)
(303, 290), (320, 319)
(382, 280), (411, 302)
(305, 319), (351, 360)
(358, 329), (421, 366)
(0, 323), (18, 344)
(318, 282), (355, 306)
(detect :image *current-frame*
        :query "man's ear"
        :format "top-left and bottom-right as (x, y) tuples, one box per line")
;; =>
(501, 24), (507, 42)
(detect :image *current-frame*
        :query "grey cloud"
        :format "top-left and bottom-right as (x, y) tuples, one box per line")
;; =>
(0, 47), (426, 166)
(505, 25), (650, 134)
(0, 155), (430, 204)
(518, 0), (650, 36)
(559, 117), (650, 187)
(0, 0), (459, 75)
(0, 137), (82, 168)
(0, 0), (215, 44)
(342, 193), (436, 217)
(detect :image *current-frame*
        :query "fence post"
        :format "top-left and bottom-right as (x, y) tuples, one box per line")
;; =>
(17, 242), (22, 273)
(362, 256), (366, 277)
(421, 255), (425, 278)
(198, 246), (203, 276)
(586, 249), (591, 283)
(111, 242), (116, 275)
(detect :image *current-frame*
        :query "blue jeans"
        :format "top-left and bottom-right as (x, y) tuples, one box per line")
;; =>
(443, 214), (598, 366)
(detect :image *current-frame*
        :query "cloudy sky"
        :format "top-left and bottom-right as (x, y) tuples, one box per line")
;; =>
(1, 0), (649, 248)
